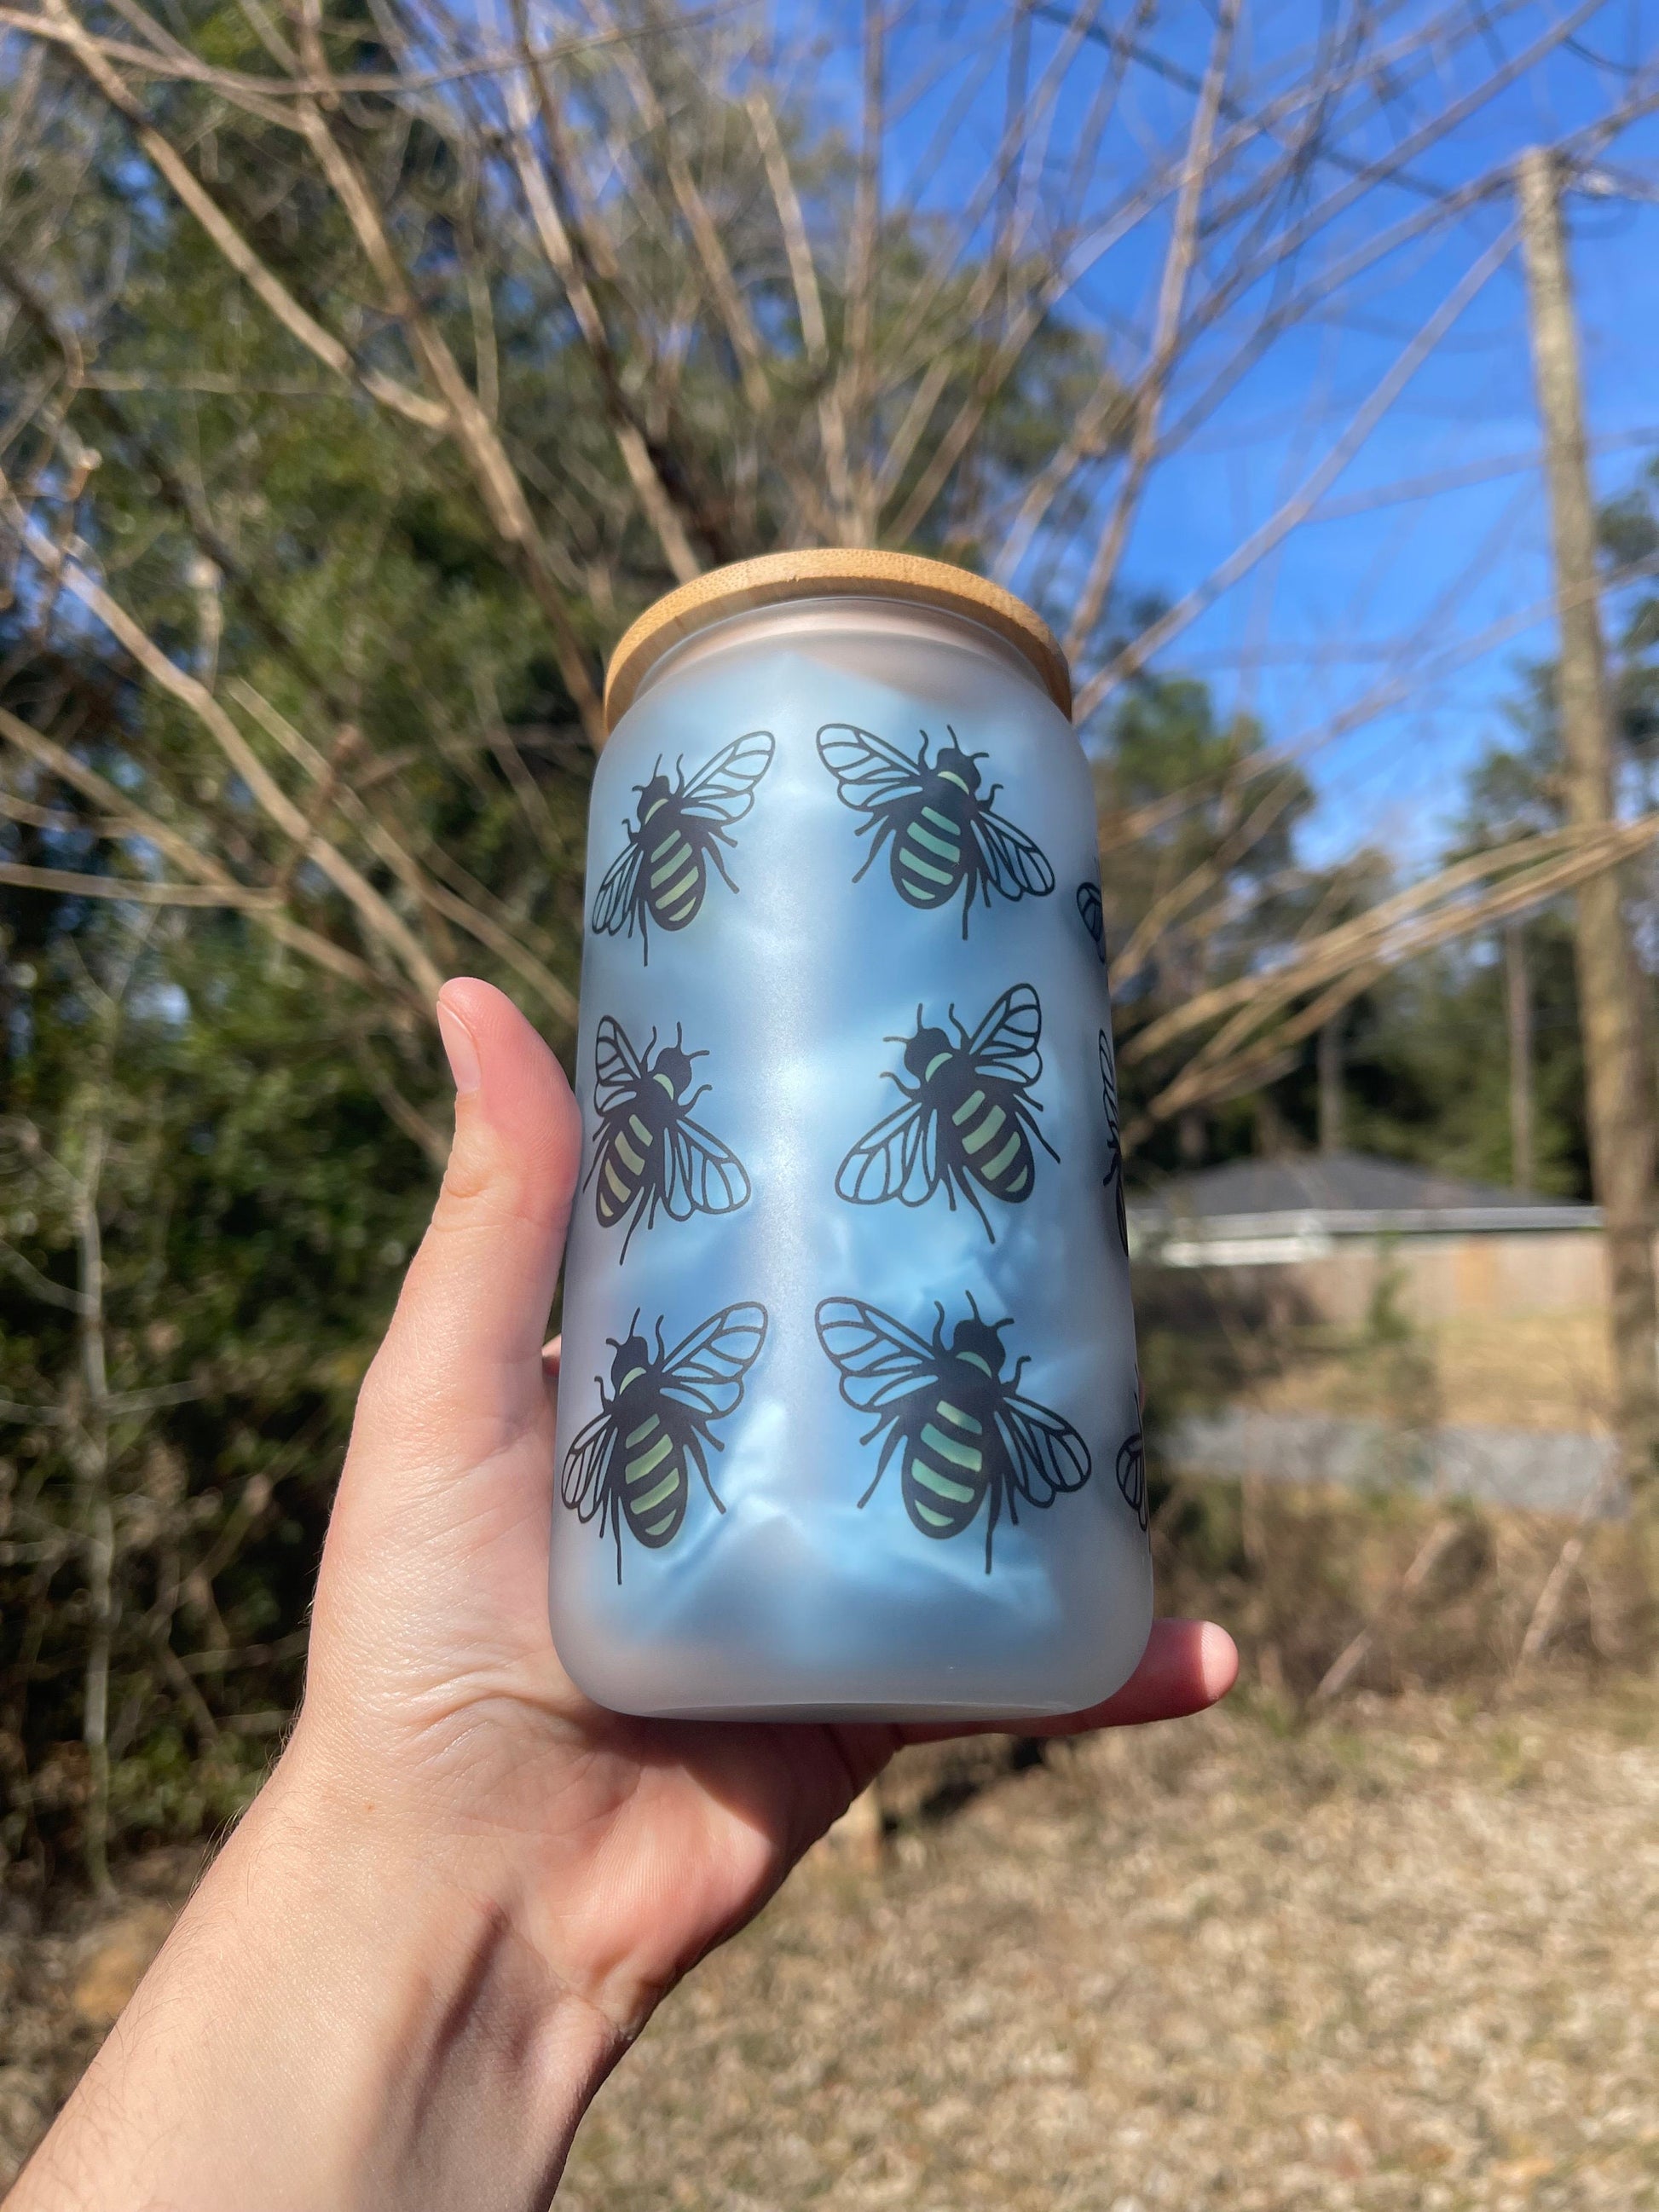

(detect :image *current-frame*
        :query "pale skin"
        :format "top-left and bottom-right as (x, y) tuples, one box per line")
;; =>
(9, 979), (1238, 2212)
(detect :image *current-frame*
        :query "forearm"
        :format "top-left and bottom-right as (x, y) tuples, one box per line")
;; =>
(8, 1750), (625, 2212)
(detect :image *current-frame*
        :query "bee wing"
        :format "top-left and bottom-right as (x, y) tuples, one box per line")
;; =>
(589, 838), (643, 937)
(662, 1113), (751, 1220)
(679, 731), (775, 824)
(815, 1297), (939, 1413)
(560, 1406), (620, 1522)
(969, 802), (1055, 901)
(816, 723), (923, 810)
(1077, 880), (1105, 960)
(967, 982), (1042, 1083)
(996, 1390), (1092, 1508)
(593, 1016), (644, 1115)
(1099, 1027), (1120, 1140)
(659, 1300), (768, 1421)
(835, 1096), (934, 1206)
(1115, 1426), (1148, 1528)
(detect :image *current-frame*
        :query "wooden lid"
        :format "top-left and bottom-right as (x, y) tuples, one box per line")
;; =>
(602, 549), (1072, 734)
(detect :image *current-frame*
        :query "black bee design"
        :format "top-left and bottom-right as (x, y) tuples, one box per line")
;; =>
(560, 1302), (768, 1581)
(586, 1015), (749, 1261)
(835, 984), (1057, 1240)
(1116, 1420), (1147, 1530)
(817, 723), (1054, 937)
(1077, 879), (1106, 962)
(1100, 1028), (1127, 1256)
(815, 1294), (1091, 1573)
(589, 731), (773, 962)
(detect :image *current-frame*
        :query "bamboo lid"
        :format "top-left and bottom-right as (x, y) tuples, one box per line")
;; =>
(602, 549), (1072, 734)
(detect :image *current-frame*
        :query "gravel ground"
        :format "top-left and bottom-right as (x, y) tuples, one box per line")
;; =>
(4, 1688), (1658, 2209)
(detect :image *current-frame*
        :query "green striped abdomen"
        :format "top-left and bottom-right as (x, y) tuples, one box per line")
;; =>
(618, 1406), (688, 1547)
(643, 816), (707, 930)
(893, 800), (965, 909)
(950, 1080), (1036, 1202)
(596, 1110), (656, 1227)
(902, 1394), (988, 1540)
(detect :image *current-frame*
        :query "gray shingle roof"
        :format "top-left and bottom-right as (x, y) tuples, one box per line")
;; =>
(1135, 1149), (1598, 1233)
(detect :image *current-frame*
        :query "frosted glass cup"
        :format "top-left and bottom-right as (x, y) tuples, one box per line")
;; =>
(550, 552), (1149, 1719)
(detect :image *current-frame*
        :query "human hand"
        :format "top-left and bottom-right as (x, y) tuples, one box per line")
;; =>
(11, 979), (1235, 2212)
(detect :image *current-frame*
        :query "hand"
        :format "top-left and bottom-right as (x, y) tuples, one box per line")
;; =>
(11, 979), (1236, 2212)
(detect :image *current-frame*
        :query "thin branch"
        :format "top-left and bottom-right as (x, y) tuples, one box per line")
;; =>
(1064, 0), (1236, 656)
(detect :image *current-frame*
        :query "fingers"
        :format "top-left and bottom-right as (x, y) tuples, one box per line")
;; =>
(900, 1619), (1237, 1746)
(358, 980), (581, 1465)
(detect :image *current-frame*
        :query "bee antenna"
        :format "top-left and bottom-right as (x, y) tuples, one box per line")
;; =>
(964, 1289), (982, 1321)
(629, 1307), (642, 1335)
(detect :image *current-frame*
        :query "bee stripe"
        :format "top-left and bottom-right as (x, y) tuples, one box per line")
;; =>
(962, 1106), (1008, 1156)
(921, 1423), (981, 1474)
(981, 1129), (1023, 1180)
(951, 1089), (986, 1126)
(601, 1158), (632, 1203)
(642, 1507), (679, 1538)
(937, 1403), (983, 1434)
(921, 806), (959, 836)
(913, 1457), (976, 1505)
(909, 823), (960, 863)
(627, 1433), (675, 1483)
(1004, 1163), (1031, 1195)
(650, 851), (692, 889)
(910, 1495), (955, 1528)
(628, 1114), (654, 1146)
(656, 867), (701, 908)
(900, 851), (955, 887)
(615, 1130), (645, 1175)
(625, 1415), (661, 1447)
(631, 1469), (681, 1516)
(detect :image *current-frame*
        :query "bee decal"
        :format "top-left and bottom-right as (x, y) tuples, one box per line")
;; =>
(815, 1294), (1091, 1572)
(1100, 1028), (1127, 1256)
(1077, 879), (1106, 964)
(560, 1302), (768, 1581)
(1116, 1420), (1147, 1530)
(585, 1015), (749, 1262)
(589, 731), (774, 962)
(816, 722), (1055, 937)
(835, 983), (1057, 1240)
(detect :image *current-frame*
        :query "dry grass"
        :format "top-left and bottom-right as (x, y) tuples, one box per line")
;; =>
(6, 1689), (1657, 2208)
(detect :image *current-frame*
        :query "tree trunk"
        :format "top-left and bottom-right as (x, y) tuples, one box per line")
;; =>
(1505, 919), (1535, 1193)
(1317, 1014), (1344, 1157)
(1519, 147), (1659, 1499)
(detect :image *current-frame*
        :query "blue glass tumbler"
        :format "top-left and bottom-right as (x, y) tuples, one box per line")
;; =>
(549, 552), (1148, 1719)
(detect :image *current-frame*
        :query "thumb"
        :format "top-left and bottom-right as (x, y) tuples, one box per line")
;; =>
(354, 979), (582, 1472)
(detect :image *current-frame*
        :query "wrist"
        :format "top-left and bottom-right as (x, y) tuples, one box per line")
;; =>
(13, 1741), (625, 2212)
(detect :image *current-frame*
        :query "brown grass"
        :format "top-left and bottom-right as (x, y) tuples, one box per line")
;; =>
(4, 1687), (1658, 2207)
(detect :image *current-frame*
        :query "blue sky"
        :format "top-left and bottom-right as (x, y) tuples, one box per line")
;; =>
(788, 0), (1659, 872)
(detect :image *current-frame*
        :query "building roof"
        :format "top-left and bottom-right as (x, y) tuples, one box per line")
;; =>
(1132, 1149), (1599, 1239)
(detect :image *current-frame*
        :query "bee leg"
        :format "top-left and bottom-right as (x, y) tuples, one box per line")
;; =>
(693, 1443), (726, 1515)
(706, 837), (739, 892)
(984, 1485), (999, 1574)
(858, 1424), (903, 1509)
(957, 1172), (993, 1243)
(613, 1502), (625, 1585)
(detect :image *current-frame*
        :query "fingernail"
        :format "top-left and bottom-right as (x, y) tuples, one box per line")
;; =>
(436, 1002), (483, 1097)
(1199, 1621), (1240, 1701)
